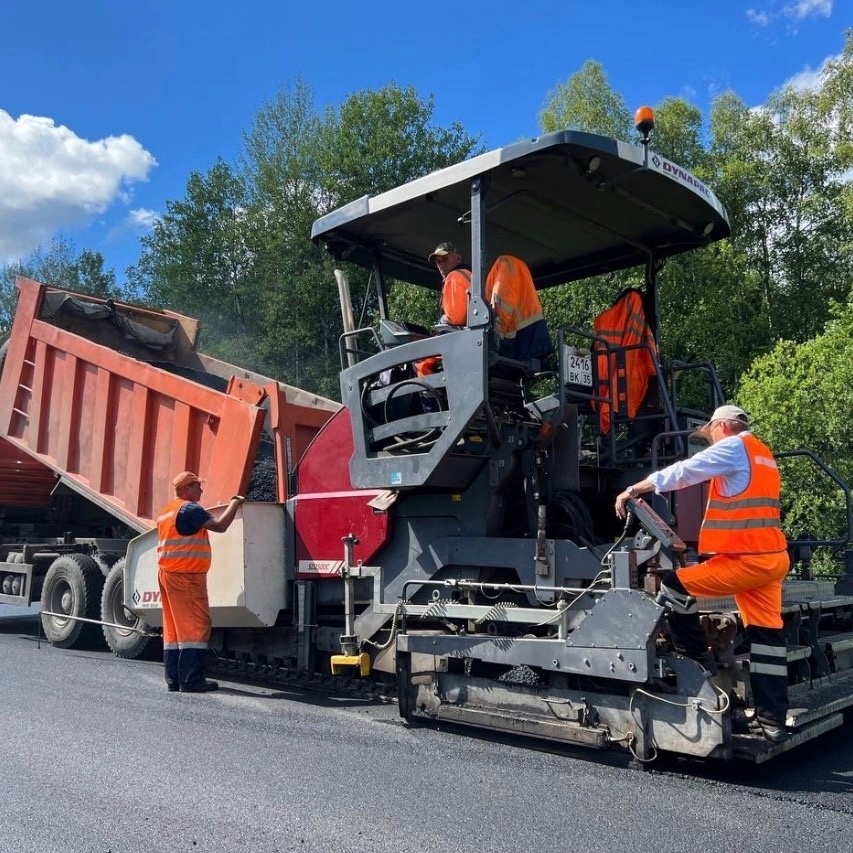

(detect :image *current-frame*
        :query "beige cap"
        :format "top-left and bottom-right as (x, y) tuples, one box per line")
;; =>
(172, 471), (202, 490)
(696, 404), (749, 437)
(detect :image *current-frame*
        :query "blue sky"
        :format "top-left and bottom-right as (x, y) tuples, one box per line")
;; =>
(0, 0), (846, 285)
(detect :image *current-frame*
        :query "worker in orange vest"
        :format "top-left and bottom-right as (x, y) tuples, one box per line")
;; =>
(615, 405), (791, 742)
(415, 242), (473, 377)
(157, 471), (245, 692)
(485, 254), (552, 362)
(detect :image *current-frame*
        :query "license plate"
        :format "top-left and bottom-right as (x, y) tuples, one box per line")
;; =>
(563, 345), (592, 386)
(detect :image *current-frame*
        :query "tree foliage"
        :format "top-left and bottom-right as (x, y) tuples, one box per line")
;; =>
(127, 160), (254, 363)
(534, 32), (853, 411)
(9, 33), (853, 534)
(707, 41), (853, 346)
(1, 237), (117, 339)
(539, 60), (632, 139)
(737, 302), (853, 549)
(127, 82), (481, 398)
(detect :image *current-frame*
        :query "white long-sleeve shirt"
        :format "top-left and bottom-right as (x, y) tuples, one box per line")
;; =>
(647, 432), (751, 498)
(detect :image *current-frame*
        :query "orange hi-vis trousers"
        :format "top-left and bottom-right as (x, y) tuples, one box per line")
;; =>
(678, 550), (790, 629)
(158, 570), (212, 688)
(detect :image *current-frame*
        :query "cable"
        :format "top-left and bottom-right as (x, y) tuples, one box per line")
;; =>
(599, 510), (634, 567)
(361, 602), (403, 652)
(528, 571), (611, 628)
(631, 682), (730, 715)
(615, 678), (731, 764)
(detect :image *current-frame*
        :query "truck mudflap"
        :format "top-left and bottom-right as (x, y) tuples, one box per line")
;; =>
(124, 502), (287, 628)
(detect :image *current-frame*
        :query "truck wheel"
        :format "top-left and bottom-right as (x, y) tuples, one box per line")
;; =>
(40, 554), (104, 649)
(101, 559), (157, 659)
(94, 552), (119, 579)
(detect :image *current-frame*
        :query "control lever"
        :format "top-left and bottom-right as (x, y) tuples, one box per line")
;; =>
(626, 497), (686, 552)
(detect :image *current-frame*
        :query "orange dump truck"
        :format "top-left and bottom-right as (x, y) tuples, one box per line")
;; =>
(0, 277), (339, 654)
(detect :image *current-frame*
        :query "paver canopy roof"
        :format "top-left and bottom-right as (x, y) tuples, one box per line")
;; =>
(312, 129), (730, 290)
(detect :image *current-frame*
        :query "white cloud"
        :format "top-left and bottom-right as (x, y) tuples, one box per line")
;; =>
(783, 52), (842, 90)
(746, 0), (832, 26)
(785, 0), (832, 19)
(128, 208), (159, 230)
(107, 207), (160, 241)
(746, 8), (771, 25)
(0, 110), (156, 264)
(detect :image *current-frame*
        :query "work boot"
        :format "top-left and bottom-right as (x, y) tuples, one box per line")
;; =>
(655, 586), (698, 615)
(166, 680), (180, 693)
(730, 708), (757, 734)
(749, 716), (789, 743)
(179, 680), (220, 693)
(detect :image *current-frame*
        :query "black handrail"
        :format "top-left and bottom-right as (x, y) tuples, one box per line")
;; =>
(775, 449), (853, 549)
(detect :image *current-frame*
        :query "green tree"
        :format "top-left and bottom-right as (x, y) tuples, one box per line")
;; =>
(737, 302), (853, 555)
(707, 35), (853, 345)
(128, 82), (481, 398)
(650, 97), (707, 172)
(240, 82), (481, 395)
(127, 160), (254, 361)
(315, 84), (480, 203)
(539, 60), (632, 138)
(1, 238), (117, 339)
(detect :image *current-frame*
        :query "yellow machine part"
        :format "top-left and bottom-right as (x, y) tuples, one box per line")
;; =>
(330, 652), (371, 677)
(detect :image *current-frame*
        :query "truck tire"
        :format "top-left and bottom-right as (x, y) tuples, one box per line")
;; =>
(40, 554), (104, 649)
(101, 559), (158, 659)
(94, 551), (120, 578)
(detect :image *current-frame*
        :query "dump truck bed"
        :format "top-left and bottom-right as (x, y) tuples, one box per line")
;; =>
(0, 278), (339, 532)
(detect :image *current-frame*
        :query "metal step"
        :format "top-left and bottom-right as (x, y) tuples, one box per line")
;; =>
(822, 632), (853, 654)
(732, 713), (843, 764)
(786, 667), (853, 727)
(786, 644), (812, 662)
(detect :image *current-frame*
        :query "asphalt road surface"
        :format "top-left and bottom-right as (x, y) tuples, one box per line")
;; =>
(2, 606), (852, 853)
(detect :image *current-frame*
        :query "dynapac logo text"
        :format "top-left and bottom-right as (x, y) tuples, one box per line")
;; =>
(658, 158), (711, 198)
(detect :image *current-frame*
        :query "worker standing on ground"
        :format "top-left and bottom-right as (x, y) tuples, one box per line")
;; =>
(157, 471), (245, 693)
(614, 405), (791, 742)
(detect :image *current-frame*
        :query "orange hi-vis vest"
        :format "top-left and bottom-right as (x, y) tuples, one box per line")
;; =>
(699, 433), (787, 555)
(157, 498), (212, 574)
(485, 255), (545, 341)
(592, 289), (658, 434)
(440, 268), (473, 327)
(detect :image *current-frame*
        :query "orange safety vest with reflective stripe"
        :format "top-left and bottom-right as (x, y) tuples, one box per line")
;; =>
(416, 267), (473, 376)
(592, 289), (658, 434)
(157, 498), (212, 574)
(699, 433), (787, 555)
(485, 255), (545, 341)
(441, 268), (473, 327)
